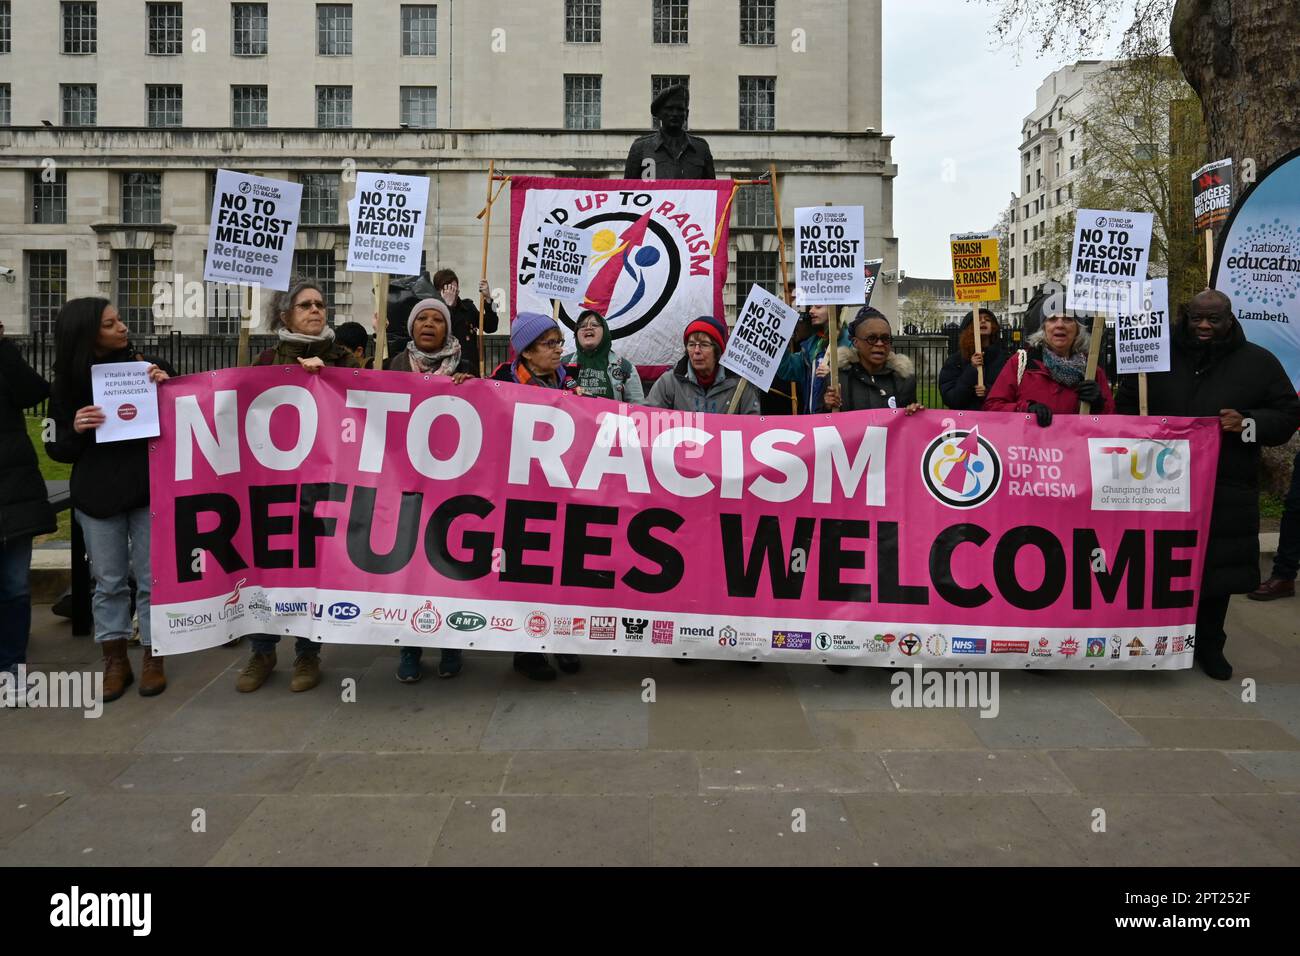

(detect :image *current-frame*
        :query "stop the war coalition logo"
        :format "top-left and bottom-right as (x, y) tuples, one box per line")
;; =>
(921, 426), (1002, 508)
(1088, 439), (1190, 512)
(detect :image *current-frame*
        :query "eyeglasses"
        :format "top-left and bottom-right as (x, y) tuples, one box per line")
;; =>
(685, 341), (715, 352)
(577, 321), (602, 332)
(856, 334), (892, 346)
(293, 300), (326, 312)
(534, 338), (565, 350)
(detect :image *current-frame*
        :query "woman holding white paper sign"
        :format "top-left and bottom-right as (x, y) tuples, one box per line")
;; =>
(45, 298), (172, 702)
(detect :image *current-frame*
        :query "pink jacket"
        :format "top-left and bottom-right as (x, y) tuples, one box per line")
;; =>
(983, 350), (1115, 415)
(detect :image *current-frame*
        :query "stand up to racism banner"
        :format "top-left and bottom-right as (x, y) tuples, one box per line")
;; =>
(149, 368), (1217, 669)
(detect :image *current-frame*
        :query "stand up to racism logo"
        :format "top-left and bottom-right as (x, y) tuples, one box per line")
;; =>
(920, 425), (1002, 509)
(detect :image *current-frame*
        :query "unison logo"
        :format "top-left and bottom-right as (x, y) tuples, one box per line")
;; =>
(50, 886), (151, 936)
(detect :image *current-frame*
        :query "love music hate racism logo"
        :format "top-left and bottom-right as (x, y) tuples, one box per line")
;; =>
(921, 425), (1002, 508)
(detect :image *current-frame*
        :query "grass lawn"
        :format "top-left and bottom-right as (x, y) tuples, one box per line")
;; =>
(25, 415), (72, 543)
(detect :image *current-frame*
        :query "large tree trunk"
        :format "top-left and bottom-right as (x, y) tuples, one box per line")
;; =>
(1173, 0), (1300, 496)
(1171, 0), (1300, 172)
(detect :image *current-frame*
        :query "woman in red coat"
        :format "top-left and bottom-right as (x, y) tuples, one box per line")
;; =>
(983, 294), (1114, 425)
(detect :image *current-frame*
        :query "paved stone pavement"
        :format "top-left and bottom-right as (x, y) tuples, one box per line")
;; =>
(3, 590), (1299, 867)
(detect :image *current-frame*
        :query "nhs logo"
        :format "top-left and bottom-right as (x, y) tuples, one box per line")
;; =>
(951, 637), (987, 655)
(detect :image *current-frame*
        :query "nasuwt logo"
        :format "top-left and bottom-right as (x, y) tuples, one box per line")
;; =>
(921, 425), (1002, 509)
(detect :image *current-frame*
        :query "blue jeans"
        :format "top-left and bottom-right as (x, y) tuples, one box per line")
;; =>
(250, 635), (320, 658)
(1272, 451), (1300, 580)
(0, 535), (35, 671)
(76, 507), (152, 647)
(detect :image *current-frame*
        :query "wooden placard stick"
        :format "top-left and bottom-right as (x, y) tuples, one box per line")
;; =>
(238, 284), (253, 367)
(1079, 311), (1106, 415)
(1138, 371), (1149, 416)
(970, 301), (985, 391)
(727, 378), (750, 414)
(373, 272), (390, 368)
(476, 159), (496, 378)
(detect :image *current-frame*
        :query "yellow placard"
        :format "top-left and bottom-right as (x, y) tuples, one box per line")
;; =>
(949, 232), (1001, 303)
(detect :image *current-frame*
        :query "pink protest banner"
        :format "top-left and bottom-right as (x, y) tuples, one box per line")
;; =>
(150, 367), (1219, 669)
(510, 177), (733, 366)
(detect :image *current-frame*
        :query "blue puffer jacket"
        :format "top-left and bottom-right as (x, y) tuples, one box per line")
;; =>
(776, 323), (852, 414)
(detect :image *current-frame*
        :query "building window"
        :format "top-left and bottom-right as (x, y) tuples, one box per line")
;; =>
(564, 0), (600, 43)
(317, 4), (352, 55)
(147, 3), (183, 55)
(316, 86), (352, 128)
(61, 84), (96, 126)
(736, 251), (777, 308)
(736, 185), (775, 228)
(32, 170), (68, 224)
(26, 251), (68, 335)
(0, 84), (9, 126)
(1025, 175), (1030, 191)
(740, 0), (775, 46)
(563, 74), (601, 130)
(292, 251), (336, 323)
(400, 86), (437, 127)
(400, 4), (436, 54)
(0, 2), (12, 54)
(652, 0), (688, 44)
(147, 85), (182, 127)
(651, 74), (689, 104)
(1067, 183), (1073, 200)
(1009, 258), (1015, 280)
(1069, 128), (1075, 142)
(300, 173), (339, 225)
(115, 250), (156, 334)
(1022, 255), (1028, 274)
(121, 172), (162, 224)
(1033, 145), (1040, 159)
(62, 2), (97, 54)
(1070, 154), (1077, 170)
(231, 85), (267, 127)
(232, 3), (268, 55)
(205, 272), (243, 335)
(739, 76), (775, 131)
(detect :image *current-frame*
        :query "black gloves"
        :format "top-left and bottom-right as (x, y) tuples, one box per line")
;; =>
(1075, 379), (1102, 405)
(1027, 402), (1054, 427)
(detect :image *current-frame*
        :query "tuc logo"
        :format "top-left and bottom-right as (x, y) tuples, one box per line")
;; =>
(1088, 438), (1191, 512)
(920, 425), (1002, 509)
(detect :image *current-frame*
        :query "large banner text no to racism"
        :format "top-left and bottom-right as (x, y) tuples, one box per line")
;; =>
(150, 368), (1218, 669)
(510, 177), (733, 366)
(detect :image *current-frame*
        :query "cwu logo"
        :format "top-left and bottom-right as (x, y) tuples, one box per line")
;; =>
(920, 425), (1002, 509)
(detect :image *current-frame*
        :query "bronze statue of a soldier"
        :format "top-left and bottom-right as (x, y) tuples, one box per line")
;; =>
(623, 85), (716, 181)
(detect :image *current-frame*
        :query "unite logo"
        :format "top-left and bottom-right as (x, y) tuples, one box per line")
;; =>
(1088, 438), (1191, 512)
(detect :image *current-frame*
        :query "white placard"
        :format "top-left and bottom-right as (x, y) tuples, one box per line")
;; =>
(720, 285), (801, 393)
(794, 206), (865, 305)
(346, 172), (431, 275)
(203, 170), (303, 293)
(91, 362), (159, 443)
(1114, 278), (1170, 375)
(533, 224), (593, 300)
(1066, 208), (1155, 314)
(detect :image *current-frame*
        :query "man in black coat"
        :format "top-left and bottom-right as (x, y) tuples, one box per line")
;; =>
(1116, 289), (1300, 679)
(432, 268), (499, 374)
(0, 327), (57, 680)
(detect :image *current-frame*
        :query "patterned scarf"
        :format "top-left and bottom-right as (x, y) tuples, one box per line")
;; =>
(1041, 347), (1087, 387)
(405, 334), (462, 376)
